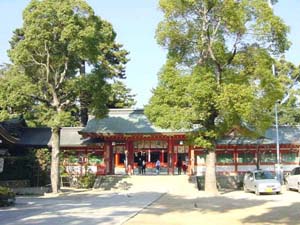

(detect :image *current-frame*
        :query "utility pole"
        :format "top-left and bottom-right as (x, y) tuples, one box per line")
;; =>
(272, 64), (282, 184)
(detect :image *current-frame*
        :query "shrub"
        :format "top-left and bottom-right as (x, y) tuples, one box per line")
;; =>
(0, 186), (15, 207)
(78, 173), (95, 189)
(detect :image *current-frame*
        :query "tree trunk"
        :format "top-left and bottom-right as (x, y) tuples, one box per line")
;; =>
(79, 61), (89, 126)
(50, 127), (61, 193)
(205, 150), (218, 195)
(80, 106), (88, 127)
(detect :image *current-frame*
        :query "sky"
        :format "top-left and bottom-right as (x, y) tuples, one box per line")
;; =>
(0, 0), (299, 108)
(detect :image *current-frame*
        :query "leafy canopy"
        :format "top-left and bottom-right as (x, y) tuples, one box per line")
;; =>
(7, 0), (129, 127)
(146, 0), (290, 148)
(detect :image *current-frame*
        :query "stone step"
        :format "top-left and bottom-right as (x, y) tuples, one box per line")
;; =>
(116, 175), (199, 194)
(93, 175), (128, 190)
(93, 174), (199, 194)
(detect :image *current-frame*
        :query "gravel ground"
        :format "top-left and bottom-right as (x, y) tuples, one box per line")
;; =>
(1, 182), (300, 225)
(125, 187), (300, 225)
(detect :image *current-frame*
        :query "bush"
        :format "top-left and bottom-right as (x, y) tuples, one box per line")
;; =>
(78, 173), (95, 189)
(0, 186), (15, 207)
(0, 149), (50, 187)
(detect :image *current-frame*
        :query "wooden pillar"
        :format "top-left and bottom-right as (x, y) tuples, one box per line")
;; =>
(115, 153), (120, 166)
(160, 150), (164, 163)
(189, 147), (195, 175)
(234, 146), (238, 173)
(103, 142), (110, 175)
(104, 141), (114, 175)
(109, 143), (114, 175)
(126, 140), (134, 175)
(256, 145), (260, 170)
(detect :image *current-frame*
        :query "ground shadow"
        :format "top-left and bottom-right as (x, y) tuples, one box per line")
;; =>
(242, 201), (300, 225)
(1, 189), (299, 225)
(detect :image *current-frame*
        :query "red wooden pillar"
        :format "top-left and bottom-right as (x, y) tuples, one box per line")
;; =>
(189, 146), (195, 175)
(104, 141), (114, 175)
(234, 146), (238, 173)
(103, 142), (109, 175)
(115, 153), (120, 166)
(126, 140), (134, 175)
(109, 143), (114, 175)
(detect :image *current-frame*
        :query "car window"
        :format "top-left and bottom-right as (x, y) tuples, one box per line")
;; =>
(291, 168), (295, 175)
(254, 171), (273, 180)
(295, 167), (300, 175)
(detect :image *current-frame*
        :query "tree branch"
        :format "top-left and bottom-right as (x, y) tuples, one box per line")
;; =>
(56, 59), (68, 89)
(222, 33), (241, 69)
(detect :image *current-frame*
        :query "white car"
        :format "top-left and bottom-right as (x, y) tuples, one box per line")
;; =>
(243, 170), (281, 195)
(286, 166), (300, 192)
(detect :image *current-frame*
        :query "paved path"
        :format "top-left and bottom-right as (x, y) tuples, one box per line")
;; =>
(1, 176), (300, 225)
(0, 188), (164, 225)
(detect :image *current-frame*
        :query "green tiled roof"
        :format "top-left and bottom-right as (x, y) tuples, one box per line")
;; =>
(265, 126), (300, 145)
(216, 136), (275, 145)
(80, 109), (300, 145)
(80, 109), (189, 135)
(2, 112), (300, 147)
(19, 127), (99, 147)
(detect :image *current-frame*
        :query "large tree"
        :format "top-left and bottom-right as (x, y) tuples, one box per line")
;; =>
(8, 0), (128, 193)
(145, 0), (290, 194)
(107, 80), (136, 108)
(275, 58), (300, 125)
(0, 64), (37, 123)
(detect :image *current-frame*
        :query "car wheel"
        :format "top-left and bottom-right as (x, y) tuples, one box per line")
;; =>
(255, 188), (260, 195)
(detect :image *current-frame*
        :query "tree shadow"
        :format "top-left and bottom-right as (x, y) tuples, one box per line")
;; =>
(0, 190), (163, 225)
(242, 201), (300, 225)
(1, 189), (299, 225)
(142, 193), (269, 216)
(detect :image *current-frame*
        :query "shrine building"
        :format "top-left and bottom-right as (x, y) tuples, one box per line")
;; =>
(1, 109), (300, 176)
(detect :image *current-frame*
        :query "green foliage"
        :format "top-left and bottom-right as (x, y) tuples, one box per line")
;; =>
(78, 172), (95, 189)
(0, 149), (51, 187)
(274, 58), (300, 125)
(5, 0), (129, 191)
(147, 0), (290, 149)
(0, 186), (15, 207)
(107, 81), (136, 109)
(7, 0), (129, 127)
(0, 64), (37, 122)
(88, 155), (103, 165)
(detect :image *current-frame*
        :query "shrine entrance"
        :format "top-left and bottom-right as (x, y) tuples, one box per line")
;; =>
(133, 140), (169, 174)
(110, 137), (189, 175)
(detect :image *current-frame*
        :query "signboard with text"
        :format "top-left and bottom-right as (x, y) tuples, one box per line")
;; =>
(0, 158), (4, 173)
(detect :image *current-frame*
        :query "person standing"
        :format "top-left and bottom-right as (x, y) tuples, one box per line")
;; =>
(176, 158), (182, 175)
(182, 162), (187, 174)
(137, 158), (143, 174)
(142, 159), (146, 174)
(155, 159), (160, 175)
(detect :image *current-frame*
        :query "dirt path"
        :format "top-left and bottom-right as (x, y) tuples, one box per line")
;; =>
(124, 189), (300, 225)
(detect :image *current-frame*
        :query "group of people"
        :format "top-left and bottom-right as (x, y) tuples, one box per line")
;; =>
(176, 158), (187, 175)
(136, 158), (187, 175)
(137, 158), (147, 174)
